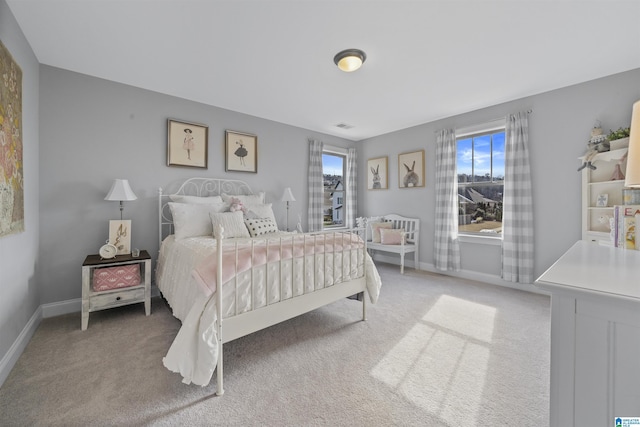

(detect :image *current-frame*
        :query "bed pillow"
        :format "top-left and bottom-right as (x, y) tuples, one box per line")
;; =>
(210, 211), (250, 239)
(380, 228), (405, 245)
(244, 218), (279, 237)
(221, 192), (265, 205)
(245, 203), (277, 224)
(169, 194), (224, 205)
(370, 222), (393, 243)
(357, 216), (383, 241)
(169, 202), (227, 240)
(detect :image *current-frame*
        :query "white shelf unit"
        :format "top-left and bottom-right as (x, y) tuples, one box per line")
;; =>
(580, 148), (628, 244)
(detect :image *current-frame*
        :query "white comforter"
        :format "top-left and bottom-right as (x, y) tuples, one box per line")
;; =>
(156, 234), (382, 386)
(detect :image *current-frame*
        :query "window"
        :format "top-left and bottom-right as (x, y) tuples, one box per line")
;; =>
(322, 151), (346, 228)
(457, 127), (505, 236)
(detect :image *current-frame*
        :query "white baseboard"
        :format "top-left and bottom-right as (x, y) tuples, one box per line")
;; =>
(372, 253), (548, 296)
(0, 306), (42, 387)
(1, 267), (539, 389)
(41, 298), (81, 318)
(40, 285), (161, 318)
(0, 287), (162, 388)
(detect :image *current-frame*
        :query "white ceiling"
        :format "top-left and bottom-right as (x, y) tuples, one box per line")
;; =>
(7, 0), (640, 141)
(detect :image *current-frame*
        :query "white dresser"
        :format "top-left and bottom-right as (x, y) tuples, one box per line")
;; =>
(536, 241), (640, 426)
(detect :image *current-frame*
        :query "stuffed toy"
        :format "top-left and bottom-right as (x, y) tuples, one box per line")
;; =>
(228, 197), (247, 215)
(578, 122), (610, 171)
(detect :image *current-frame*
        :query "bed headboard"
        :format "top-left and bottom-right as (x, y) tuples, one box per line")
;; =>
(158, 177), (255, 245)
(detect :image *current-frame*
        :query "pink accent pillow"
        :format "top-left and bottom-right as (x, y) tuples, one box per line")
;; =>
(93, 265), (141, 291)
(370, 222), (393, 242)
(380, 228), (405, 245)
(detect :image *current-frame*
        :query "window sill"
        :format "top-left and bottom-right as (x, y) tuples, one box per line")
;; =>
(458, 234), (502, 246)
(323, 226), (348, 231)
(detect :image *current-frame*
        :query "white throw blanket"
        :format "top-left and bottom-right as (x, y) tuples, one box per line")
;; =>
(161, 236), (381, 386)
(191, 232), (368, 297)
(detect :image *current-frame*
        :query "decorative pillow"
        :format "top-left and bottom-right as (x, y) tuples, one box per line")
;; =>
(380, 228), (405, 245)
(169, 202), (227, 240)
(221, 192), (265, 205)
(357, 216), (383, 241)
(169, 195), (224, 205)
(210, 211), (250, 239)
(370, 221), (393, 243)
(245, 203), (276, 223)
(244, 217), (279, 237)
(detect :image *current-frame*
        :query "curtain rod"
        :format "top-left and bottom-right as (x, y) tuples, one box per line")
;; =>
(434, 109), (533, 134)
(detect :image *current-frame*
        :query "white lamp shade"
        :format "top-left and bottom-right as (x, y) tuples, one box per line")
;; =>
(625, 100), (640, 188)
(281, 187), (296, 202)
(105, 179), (138, 201)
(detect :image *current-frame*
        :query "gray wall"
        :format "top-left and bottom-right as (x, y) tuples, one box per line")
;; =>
(358, 68), (640, 283)
(0, 0), (40, 368)
(3, 0), (639, 376)
(38, 65), (355, 304)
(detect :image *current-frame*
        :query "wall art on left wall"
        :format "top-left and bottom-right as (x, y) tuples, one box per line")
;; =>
(0, 40), (24, 238)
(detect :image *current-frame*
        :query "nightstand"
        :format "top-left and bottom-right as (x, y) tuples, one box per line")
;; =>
(81, 250), (151, 330)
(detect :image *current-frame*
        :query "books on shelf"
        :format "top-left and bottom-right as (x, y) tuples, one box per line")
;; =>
(613, 205), (640, 250)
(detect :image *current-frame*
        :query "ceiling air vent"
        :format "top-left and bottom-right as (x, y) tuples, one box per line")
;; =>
(335, 122), (354, 130)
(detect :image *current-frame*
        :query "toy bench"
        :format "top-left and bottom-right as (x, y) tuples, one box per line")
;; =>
(366, 214), (420, 274)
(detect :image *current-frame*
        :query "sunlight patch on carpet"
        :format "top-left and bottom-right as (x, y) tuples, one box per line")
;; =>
(422, 295), (496, 343)
(371, 294), (496, 425)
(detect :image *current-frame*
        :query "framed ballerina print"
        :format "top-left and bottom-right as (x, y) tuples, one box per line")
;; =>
(167, 119), (208, 168)
(225, 130), (257, 173)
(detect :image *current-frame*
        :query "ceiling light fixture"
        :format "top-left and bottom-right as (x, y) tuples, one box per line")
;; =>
(334, 49), (366, 72)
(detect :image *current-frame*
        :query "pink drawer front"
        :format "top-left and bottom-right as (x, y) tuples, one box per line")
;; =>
(93, 264), (141, 292)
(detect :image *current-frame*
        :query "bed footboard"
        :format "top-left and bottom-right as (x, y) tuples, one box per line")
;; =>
(212, 225), (368, 396)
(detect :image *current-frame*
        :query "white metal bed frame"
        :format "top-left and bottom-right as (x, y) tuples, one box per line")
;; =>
(158, 178), (368, 395)
(158, 177), (256, 248)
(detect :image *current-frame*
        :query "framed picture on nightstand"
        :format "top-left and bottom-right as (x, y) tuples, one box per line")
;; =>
(109, 220), (131, 255)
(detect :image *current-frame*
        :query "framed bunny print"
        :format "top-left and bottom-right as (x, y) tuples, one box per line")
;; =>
(367, 156), (388, 190)
(398, 150), (425, 188)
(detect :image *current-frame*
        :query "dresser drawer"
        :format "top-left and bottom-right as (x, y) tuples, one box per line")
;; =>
(89, 287), (145, 311)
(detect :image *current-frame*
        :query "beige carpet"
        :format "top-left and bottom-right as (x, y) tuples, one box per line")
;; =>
(0, 263), (550, 426)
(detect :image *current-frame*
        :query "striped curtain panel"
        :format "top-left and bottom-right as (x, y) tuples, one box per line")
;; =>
(345, 148), (357, 228)
(434, 129), (461, 271)
(307, 138), (324, 232)
(501, 112), (534, 283)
